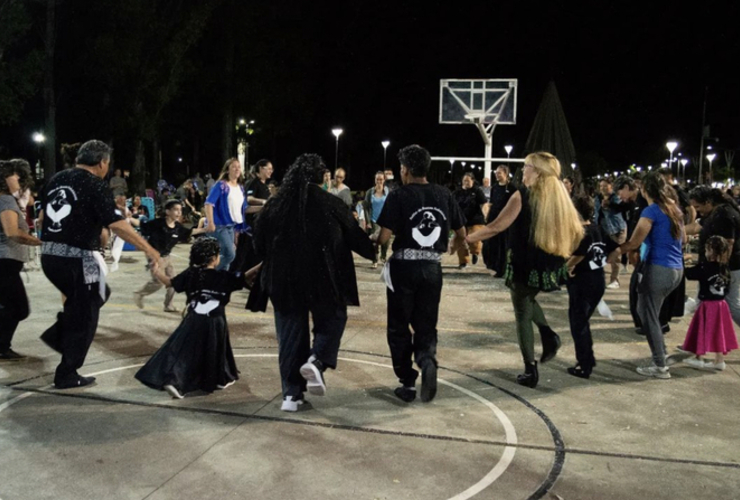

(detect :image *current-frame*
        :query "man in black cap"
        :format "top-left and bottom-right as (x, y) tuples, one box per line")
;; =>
(39, 140), (160, 389)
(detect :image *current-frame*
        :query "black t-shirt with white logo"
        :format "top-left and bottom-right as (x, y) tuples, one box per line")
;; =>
(685, 261), (730, 301)
(376, 183), (464, 254)
(40, 168), (123, 250)
(571, 224), (620, 276)
(453, 186), (488, 226)
(140, 218), (192, 256)
(171, 267), (245, 317)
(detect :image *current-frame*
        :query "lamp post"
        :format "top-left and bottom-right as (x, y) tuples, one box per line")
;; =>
(332, 128), (343, 170)
(381, 140), (390, 169)
(666, 141), (678, 175)
(680, 158), (688, 185)
(706, 153), (716, 183)
(236, 119), (255, 172)
(32, 132), (46, 179)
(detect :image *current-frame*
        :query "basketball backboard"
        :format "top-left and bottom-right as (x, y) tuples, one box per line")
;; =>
(439, 79), (517, 125)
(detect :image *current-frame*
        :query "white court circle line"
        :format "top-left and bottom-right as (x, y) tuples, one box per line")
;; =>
(0, 355), (517, 500)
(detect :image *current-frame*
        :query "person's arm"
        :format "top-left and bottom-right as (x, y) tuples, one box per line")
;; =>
(466, 190), (522, 244)
(152, 266), (172, 287)
(247, 196), (267, 206)
(0, 210), (41, 246)
(685, 220), (702, 236)
(204, 203), (216, 232)
(376, 227), (392, 246)
(246, 205), (262, 214)
(620, 217), (653, 253)
(450, 226), (467, 255)
(566, 255), (585, 276)
(109, 219), (160, 264)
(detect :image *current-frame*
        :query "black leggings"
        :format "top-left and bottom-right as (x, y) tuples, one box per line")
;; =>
(0, 259), (29, 352)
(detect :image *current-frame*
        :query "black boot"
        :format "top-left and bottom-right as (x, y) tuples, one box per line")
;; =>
(540, 326), (561, 363)
(516, 361), (539, 388)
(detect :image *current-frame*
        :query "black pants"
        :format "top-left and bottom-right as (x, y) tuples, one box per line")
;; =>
(0, 259), (29, 353)
(386, 260), (442, 386)
(567, 273), (605, 369)
(273, 304), (347, 398)
(41, 255), (108, 384)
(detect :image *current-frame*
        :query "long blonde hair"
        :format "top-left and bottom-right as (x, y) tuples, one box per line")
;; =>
(526, 152), (583, 257)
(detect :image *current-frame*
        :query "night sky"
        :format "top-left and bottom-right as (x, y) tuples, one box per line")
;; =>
(2, 2), (739, 186)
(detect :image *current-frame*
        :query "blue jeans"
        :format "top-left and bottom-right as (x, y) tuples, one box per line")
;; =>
(214, 225), (236, 271)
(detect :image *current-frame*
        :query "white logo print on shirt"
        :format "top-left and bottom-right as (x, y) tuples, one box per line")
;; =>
(412, 211), (442, 248)
(45, 187), (75, 233)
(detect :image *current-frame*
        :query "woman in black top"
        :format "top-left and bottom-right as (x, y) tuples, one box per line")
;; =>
(466, 152), (583, 388)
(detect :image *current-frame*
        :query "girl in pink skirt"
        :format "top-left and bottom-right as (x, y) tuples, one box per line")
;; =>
(682, 235), (738, 371)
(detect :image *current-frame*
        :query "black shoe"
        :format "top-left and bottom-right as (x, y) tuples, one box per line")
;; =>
(420, 359), (438, 402)
(662, 324), (670, 334)
(540, 328), (561, 363)
(394, 386), (417, 403)
(567, 365), (592, 379)
(516, 361), (539, 388)
(472, 255), (479, 265)
(55, 376), (96, 389)
(458, 263), (467, 270)
(0, 349), (26, 361)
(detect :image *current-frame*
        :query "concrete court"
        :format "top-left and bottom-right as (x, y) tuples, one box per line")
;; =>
(1, 244), (739, 500)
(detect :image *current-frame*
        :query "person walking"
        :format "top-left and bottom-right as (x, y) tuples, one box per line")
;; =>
(254, 154), (374, 412)
(375, 145), (466, 403)
(595, 178), (627, 289)
(613, 172), (684, 379)
(483, 165), (515, 277)
(364, 171), (390, 268)
(0, 159), (42, 360)
(204, 158), (249, 271)
(38, 140), (160, 389)
(330, 168), (353, 208)
(467, 152), (583, 388)
(453, 172), (488, 269)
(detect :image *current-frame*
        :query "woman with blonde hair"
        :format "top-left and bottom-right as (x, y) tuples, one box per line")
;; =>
(467, 152), (583, 388)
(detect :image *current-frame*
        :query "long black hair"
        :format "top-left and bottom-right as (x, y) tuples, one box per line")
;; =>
(642, 171), (683, 240)
(0, 159), (34, 194)
(266, 153), (326, 231)
(185, 237), (220, 293)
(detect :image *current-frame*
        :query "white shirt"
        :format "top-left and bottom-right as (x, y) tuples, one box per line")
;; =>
(227, 185), (244, 224)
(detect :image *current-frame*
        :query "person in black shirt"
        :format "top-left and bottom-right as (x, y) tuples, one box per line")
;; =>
(134, 199), (206, 311)
(254, 154), (375, 412)
(483, 165), (515, 276)
(686, 186), (740, 327)
(231, 159), (272, 273)
(375, 145), (466, 403)
(453, 172), (488, 269)
(680, 235), (738, 370)
(38, 140), (160, 389)
(565, 196), (619, 378)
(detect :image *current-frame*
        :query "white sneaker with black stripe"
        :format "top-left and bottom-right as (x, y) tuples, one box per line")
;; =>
(300, 355), (326, 396)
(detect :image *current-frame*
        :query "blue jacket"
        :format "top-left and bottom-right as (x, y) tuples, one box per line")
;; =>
(205, 180), (249, 233)
(594, 192), (626, 235)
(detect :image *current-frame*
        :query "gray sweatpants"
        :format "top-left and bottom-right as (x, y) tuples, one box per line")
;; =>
(637, 264), (682, 367)
(725, 270), (740, 327)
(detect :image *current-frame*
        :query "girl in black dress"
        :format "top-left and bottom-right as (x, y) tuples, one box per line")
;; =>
(135, 238), (259, 399)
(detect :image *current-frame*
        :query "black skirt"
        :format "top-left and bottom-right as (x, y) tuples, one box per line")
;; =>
(135, 312), (239, 395)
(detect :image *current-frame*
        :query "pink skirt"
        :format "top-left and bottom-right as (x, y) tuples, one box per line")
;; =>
(682, 300), (739, 355)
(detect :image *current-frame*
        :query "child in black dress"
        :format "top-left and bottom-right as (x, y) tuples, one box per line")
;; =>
(565, 196), (620, 379)
(135, 238), (259, 398)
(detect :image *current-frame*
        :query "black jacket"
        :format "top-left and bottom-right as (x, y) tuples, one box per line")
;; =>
(254, 184), (375, 312)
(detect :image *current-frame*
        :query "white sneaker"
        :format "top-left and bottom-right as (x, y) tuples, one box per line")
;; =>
(300, 355), (326, 396)
(216, 380), (235, 390)
(683, 357), (708, 370)
(636, 364), (671, 379)
(606, 281), (620, 289)
(280, 396), (306, 412)
(705, 361), (726, 371)
(164, 384), (184, 399)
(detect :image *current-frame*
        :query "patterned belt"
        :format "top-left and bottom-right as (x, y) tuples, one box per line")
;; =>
(392, 249), (442, 262)
(41, 241), (94, 258)
(41, 241), (103, 291)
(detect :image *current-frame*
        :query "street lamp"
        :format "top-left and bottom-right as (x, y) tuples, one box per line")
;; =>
(381, 140), (390, 169)
(32, 132), (45, 178)
(680, 158), (688, 183)
(706, 153), (717, 183)
(504, 145), (513, 158)
(666, 140), (678, 168)
(332, 128), (343, 169)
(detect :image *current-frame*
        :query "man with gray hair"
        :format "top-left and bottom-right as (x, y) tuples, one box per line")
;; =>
(39, 140), (160, 389)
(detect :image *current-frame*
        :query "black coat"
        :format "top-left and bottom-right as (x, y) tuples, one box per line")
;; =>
(254, 184), (375, 312)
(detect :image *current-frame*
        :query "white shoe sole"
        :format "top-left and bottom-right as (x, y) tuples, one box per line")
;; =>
(164, 384), (184, 399)
(636, 367), (671, 379)
(216, 380), (235, 390)
(280, 398), (306, 412)
(300, 363), (326, 396)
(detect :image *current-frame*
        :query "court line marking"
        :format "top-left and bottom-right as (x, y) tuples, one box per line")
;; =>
(1, 355), (518, 500)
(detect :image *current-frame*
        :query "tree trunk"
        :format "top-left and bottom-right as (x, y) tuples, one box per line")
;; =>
(133, 138), (147, 195)
(220, 5), (235, 161)
(43, 0), (56, 180)
(151, 135), (161, 189)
